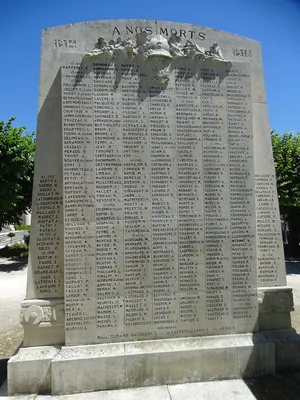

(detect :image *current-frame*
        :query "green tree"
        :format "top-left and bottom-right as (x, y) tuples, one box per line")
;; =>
(0, 117), (35, 229)
(271, 130), (300, 256)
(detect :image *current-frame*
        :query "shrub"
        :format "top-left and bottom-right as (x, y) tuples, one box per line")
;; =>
(0, 242), (28, 258)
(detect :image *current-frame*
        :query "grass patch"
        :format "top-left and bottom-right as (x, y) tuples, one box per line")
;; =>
(14, 225), (30, 231)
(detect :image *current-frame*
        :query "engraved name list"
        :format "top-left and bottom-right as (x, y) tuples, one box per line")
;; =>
(61, 53), (258, 345)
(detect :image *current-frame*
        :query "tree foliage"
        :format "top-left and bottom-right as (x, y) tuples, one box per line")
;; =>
(0, 117), (35, 229)
(271, 130), (300, 207)
(272, 130), (300, 256)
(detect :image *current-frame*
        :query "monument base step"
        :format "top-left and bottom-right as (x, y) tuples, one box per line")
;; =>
(8, 331), (300, 395)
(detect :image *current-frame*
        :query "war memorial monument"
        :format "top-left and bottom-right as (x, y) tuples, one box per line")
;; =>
(8, 19), (300, 395)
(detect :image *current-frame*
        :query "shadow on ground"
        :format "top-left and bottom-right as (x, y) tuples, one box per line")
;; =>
(0, 258), (27, 273)
(1, 371), (300, 399)
(244, 372), (300, 400)
(0, 359), (7, 390)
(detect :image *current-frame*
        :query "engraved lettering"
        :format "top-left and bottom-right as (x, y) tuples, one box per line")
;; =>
(160, 27), (168, 36)
(113, 27), (121, 34)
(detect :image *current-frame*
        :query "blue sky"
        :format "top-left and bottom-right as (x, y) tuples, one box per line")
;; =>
(1, 0), (299, 134)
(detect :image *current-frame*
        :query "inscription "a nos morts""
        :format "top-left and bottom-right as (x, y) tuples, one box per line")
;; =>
(112, 26), (206, 40)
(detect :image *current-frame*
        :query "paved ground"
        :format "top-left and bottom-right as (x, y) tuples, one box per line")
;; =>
(0, 258), (27, 359)
(2, 373), (300, 399)
(0, 231), (28, 249)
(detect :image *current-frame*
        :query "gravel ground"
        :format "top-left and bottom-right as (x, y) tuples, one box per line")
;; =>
(0, 259), (300, 360)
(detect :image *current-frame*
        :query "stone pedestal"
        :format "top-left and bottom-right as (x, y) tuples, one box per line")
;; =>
(8, 287), (299, 395)
(258, 287), (294, 331)
(8, 346), (60, 395)
(8, 331), (300, 396)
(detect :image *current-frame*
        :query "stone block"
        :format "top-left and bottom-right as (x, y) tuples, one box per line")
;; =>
(259, 313), (292, 331)
(263, 330), (300, 372)
(51, 334), (274, 395)
(236, 333), (275, 377)
(20, 299), (65, 347)
(258, 287), (294, 330)
(51, 343), (126, 394)
(7, 346), (60, 395)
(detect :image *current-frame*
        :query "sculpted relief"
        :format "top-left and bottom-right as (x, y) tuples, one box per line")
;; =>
(84, 33), (230, 85)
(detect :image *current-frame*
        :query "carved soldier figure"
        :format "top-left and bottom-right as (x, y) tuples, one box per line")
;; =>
(168, 33), (185, 57)
(208, 42), (223, 59)
(183, 40), (206, 59)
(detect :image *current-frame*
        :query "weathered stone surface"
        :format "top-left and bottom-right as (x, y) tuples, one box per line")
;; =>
(51, 334), (274, 394)
(61, 50), (259, 345)
(258, 287), (294, 330)
(28, 19), (285, 311)
(7, 346), (60, 395)
(8, 331), (300, 395)
(20, 299), (64, 347)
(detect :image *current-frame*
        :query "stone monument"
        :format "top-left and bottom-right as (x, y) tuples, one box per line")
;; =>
(8, 19), (299, 395)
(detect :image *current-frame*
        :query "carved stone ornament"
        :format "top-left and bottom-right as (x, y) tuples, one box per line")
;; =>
(23, 305), (44, 325)
(84, 33), (230, 85)
(20, 298), (65, 326)
(258, 287), (294, 314)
